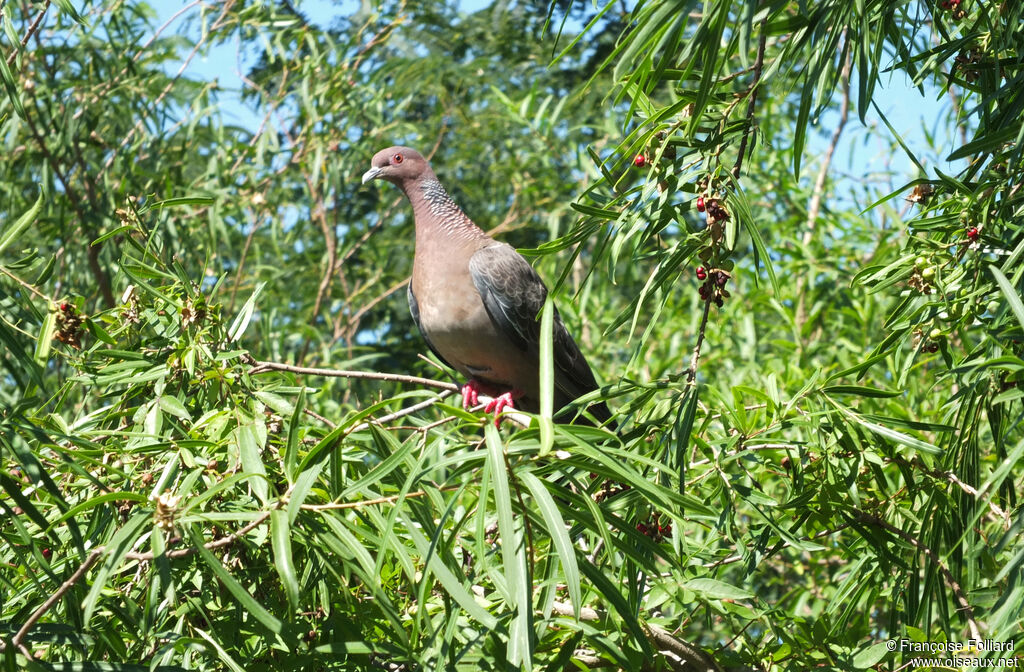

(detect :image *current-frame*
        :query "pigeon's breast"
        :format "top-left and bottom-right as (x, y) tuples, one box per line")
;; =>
(413, 269), (538, 394)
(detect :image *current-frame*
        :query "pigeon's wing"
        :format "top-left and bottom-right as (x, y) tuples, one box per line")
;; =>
(468, 242), (601, 403)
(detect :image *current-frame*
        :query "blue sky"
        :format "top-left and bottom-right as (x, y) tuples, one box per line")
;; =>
(153, 1), (962, 200)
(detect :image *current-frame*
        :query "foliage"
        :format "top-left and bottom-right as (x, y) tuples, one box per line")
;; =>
(1, 0), (1022, 670)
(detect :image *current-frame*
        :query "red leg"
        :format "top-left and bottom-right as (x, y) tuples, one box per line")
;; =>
(460, 381), (523, 426)
(484, 389), (524, 426)
(461, 380), (482, 409)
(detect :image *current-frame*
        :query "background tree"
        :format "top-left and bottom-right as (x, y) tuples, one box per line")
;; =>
(2, 1), (1022, 670)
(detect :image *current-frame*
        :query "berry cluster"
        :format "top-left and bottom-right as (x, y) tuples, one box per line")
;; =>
(939, 0), (961, 8)
(120, 285), (141, 325)
(54, 301), (83, 349)
(955, 47), (982, 82)
(696, 267), (731, 307)
(914, 327), (942, 353)
(591, 473), (631, 503)
(636, 511), (672, 542)
(180, 296), (208, 328)
(908, 258), (934, 295)
(698, 197), (729, 225)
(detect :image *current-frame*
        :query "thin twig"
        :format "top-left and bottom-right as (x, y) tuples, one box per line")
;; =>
(9, 548), (103, 650)
(249, 360), (459, 393)
(98, 0), (237, 176)
(732, 19), (768, 179)
(854, 510), (981, 642)
(0, 266), (51, 301)
(686, 293), (714, 382)
(804, 41), (851, 238)
(796, 38), (851, 328)
(303, 407), (337, 429)
(5, 0), (49, 67)
(302, 485), (459, 511)
(229, 212), (264, 312)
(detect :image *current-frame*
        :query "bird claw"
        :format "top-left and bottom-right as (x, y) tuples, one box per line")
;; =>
(461, 381), (482, 409)
(460, 381), (522, 426)
(484, 391), (521, 426)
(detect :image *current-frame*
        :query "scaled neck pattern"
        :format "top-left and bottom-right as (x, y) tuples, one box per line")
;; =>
(410, 177), (485, 243)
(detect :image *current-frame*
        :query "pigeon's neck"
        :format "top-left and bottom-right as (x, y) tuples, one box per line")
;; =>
(407, 177), (486, 245)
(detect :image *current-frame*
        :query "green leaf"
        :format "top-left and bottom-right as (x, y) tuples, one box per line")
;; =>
(270, 509), (300, 612)
(538, 297), (555, 456)
(399, 509), (497, 630)
(283, 387), (306, 482)
(187, 526), (293, 643)
(34, 306), (56, 366)
(520, 472), (580, 617)
(0, 190), (43, 255)
(683, 577), (755, 601)
(485, 425), (532, 667)
(852, 641), (890, 669)
(0, 48), (26, 120)
(821, 385), (901, 398)
(141, 196), (216, 212)
(157, 395), (191, 421)
(840, 408), (942, 455)
(990, 265), (1024, 334)
(194, 628), (248, 672)
(235, 422), (269, 503)
(82, 513), (152, 625)
(51, 0), (85, 23)
(228, 282), (265, 342)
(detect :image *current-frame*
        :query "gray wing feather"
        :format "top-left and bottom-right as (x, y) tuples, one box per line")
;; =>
(468, 243), (601, 402)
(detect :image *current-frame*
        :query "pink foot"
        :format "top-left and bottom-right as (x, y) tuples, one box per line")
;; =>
(460, 381), (523, 426)
(461, 380), (482, 409)
(484, 390), (523, 427)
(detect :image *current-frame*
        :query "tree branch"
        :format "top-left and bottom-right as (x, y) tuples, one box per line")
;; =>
(732, 19), (768, 179)
(854, 509), (981, 642)
(250, 360), (460, 393)
(795, 37), (851, 329)
(4, 0), (49, 67)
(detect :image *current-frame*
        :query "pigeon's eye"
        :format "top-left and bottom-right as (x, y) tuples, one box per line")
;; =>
(393, 154), (404, 164)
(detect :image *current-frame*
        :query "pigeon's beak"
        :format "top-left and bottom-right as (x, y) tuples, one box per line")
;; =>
(361, 166), (383, 184)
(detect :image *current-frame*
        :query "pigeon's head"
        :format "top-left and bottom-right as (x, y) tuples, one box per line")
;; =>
(362, 146), (430, 186)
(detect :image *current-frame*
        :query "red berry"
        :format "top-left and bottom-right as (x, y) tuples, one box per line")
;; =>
(633, 154), (646, 167)
(967, 227), (979, 240)
(60, 302), (68, 311)
(696, 266), (707, 280)
(42, 548), (52, 559)
(696, 196), (705, 212)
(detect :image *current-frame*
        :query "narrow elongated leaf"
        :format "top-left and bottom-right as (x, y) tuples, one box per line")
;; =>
(521, 471), (580, 616)
(270, 509), (300, 612)
(399, 510), (497, 630)
(0, 191), (43, 255)
(486, 425), (532, 667)
(538, 297), (555, 455)
(990, 265), (1024, 333)
(187, 526), (292, 642)
(82, 513), (151, 625)
(235, 422), (269, 503)
(228, 282), (265, 342)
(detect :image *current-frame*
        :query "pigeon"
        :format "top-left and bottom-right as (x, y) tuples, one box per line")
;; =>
(362, 146), (612, 426)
